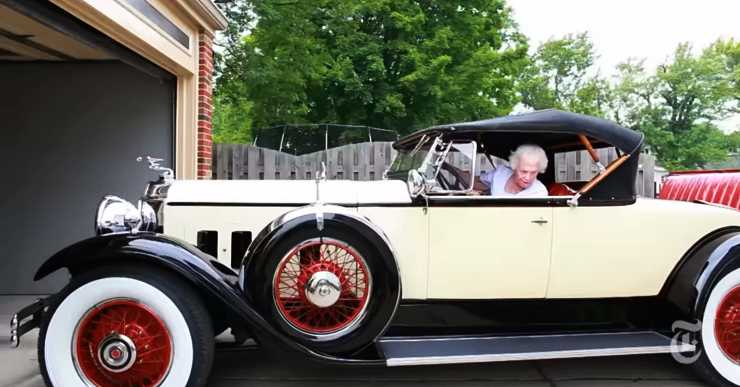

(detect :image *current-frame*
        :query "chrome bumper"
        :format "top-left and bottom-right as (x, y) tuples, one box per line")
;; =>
(10, 298), (47, 348)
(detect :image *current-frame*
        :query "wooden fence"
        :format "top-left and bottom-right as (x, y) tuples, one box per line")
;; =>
(553, 148), (656, 197)
(213, 142), (656, 197)
(213, 142), (396, 181)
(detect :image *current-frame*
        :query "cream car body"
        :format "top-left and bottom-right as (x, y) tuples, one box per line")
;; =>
(164, 179), (429, 300)
(164, 180), (740, 301)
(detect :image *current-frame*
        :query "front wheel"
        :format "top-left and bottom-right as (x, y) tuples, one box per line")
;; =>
(38, 266), (214, 387)
(692, 267), (740, 387)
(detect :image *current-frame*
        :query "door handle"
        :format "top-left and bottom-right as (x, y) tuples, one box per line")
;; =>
(531, 218), (548, 225)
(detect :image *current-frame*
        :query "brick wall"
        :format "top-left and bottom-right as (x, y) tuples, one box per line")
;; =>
(197, 32), (214, 179)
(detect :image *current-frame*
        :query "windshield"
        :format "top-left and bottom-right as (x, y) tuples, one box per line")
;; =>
(388, 148), (428, 176)
(386, 136), (476, 192)
(252, 124), (398, 155)
(440, 145), (474, 185)
(386, 136), (434, 179)
(426, 141), (476, 193)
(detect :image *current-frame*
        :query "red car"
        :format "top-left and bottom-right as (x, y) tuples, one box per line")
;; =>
(660, 169), (740, 210)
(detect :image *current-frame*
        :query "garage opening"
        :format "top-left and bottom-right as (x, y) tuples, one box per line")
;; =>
(0, 0), (176, 294)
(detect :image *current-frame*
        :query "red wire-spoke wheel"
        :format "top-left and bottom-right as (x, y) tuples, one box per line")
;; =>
(715, 285), (740, 364)
(273, 238), (372, 337)
(73, 299), (173, 386)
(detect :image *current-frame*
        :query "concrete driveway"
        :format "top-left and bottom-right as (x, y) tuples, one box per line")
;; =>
(0, 296), (709, 387)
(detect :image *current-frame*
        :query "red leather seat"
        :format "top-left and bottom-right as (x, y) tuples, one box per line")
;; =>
(548, 182), (576, 196)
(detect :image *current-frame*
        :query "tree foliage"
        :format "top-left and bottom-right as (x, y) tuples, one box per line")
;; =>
(212, 93), (252, 144)
(520, 34), (740, 169)
(212, 0), (255, 143)
(215, 0), (529, 136)
(518, 33), (610, 116)
(609, 40), (740, 169)
(214, 2), (739, 170)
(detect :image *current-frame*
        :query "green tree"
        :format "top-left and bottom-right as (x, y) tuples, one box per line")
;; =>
(518, 32), (610, 116)
(212, 0), (256, 143)
(612, 40), (739, 169)
(212, 93), (252, 144)
(219, 0), (529, 135)
(716, 39), (740, 116)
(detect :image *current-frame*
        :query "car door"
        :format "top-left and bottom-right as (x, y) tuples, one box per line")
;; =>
(547, 199), (740, 298)
(548, 204), (657, 298)
(427, 200), (553, 299)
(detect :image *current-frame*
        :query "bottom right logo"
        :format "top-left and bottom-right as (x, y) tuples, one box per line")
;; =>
(670, 319), (703, 364)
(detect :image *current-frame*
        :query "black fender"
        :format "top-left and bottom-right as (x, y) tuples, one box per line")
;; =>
(241, 204), (402, 332)
(662, 227), (740, 317)
(34, 232), (383, 365)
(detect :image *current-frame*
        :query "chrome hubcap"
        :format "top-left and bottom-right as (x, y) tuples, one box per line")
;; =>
(305, 271), (341, 308)
(97, 334), (136, 373)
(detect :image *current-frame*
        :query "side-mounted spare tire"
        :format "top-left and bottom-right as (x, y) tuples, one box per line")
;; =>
(247, 217), (401, 355)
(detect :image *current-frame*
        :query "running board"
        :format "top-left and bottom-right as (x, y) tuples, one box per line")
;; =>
(378, 331), (692, 366)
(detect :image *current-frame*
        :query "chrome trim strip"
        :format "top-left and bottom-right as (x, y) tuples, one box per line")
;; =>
(385, 344), (695, 366)
(380, 330), (665, 343)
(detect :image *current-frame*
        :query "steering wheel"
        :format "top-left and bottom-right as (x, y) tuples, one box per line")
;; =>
(437, 162), (467, 191)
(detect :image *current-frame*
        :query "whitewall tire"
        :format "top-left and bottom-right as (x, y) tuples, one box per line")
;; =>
(38, 267), (214, 387)
(696, 267), (740, 386)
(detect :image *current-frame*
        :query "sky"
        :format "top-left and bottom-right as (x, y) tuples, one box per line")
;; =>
(507, 0), (739, 132)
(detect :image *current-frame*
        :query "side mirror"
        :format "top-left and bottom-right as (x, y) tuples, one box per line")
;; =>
(407, 169), (425, 198)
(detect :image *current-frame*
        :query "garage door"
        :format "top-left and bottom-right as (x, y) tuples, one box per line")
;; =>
(0, 62), (175, 294)
(0, 0), (176, 294)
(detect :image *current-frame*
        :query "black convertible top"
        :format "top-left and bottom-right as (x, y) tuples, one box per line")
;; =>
(393, 109), (645, 204)
(394, 109), (644, 154)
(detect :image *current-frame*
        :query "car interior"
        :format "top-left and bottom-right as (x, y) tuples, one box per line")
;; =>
(434, 132), (625, 198)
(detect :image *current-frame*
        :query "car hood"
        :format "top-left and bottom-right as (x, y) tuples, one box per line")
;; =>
(165, 179), (412, 205)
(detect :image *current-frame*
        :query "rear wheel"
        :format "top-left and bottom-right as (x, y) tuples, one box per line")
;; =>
(38, 266), (214, 387)
(252, 223), (399, 355)
(693, 267), (740, 386)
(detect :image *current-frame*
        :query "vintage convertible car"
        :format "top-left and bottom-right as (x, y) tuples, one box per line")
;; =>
(11, 109), (740, 387)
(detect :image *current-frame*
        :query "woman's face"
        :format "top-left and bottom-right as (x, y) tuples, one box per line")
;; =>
(512, 155), (540, 190)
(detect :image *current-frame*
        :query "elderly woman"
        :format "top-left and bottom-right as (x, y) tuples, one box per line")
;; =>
(478, 144), (548, 196)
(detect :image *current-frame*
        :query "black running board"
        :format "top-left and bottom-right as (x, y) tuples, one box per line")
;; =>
(378, 331), (692, 366)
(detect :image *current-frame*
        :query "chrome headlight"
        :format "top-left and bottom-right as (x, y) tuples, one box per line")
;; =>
(139, 201), (157, 232)
(96, 196), (158, 235)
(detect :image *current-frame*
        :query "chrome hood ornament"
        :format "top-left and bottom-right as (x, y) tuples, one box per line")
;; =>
(138, 155), (174, 202)
(137, 155), (174, 183)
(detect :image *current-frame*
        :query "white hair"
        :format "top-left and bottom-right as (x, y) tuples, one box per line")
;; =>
(509, 144), (548, 173)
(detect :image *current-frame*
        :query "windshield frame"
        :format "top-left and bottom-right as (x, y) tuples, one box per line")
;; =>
(426, 140), (477, 195)
(385, 134), (434, 180)
(387, 135), (477, 195)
